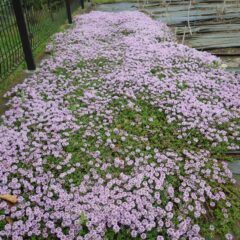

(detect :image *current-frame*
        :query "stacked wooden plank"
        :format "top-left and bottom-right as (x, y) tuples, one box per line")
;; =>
(139, 0), (240, 51)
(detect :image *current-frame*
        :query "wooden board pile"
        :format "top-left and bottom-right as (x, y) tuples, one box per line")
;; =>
(139, 0), (240, 51)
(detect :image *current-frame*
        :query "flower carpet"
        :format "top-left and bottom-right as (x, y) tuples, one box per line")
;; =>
(0, 11), (240, 240)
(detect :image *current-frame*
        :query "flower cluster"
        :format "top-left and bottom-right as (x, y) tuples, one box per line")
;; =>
(0, 11), (239, 240)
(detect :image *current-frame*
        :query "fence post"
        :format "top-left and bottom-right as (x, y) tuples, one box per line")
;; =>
(80, 0), (84, 9)
(12, 0), (36, 71)
(65, 0), (72, 24)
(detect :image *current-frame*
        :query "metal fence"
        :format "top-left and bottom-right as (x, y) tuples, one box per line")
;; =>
(0, 0), (82, 81)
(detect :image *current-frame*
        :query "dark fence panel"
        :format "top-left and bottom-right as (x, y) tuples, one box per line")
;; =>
(23, 0), (68, 51)
(71, 0), (80, 12)
(0, 1), (23, 80)
(0, 0), (80, 81)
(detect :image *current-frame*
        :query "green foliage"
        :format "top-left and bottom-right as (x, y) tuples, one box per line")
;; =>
(104, 228), (139, 240)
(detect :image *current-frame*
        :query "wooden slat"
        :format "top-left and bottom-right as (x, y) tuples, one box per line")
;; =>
(139, 0), (240, 50)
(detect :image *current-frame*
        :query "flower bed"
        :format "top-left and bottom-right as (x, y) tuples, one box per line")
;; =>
(0, 11), (240, 240)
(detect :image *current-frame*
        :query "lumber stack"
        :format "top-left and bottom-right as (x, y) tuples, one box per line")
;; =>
(139, 0), (240, 51)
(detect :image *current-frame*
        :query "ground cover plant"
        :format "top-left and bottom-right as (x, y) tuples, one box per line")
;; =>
(0, 11), (240, 240)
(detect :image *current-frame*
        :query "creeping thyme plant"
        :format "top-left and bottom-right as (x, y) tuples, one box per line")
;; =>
(0, 11), (240, 240)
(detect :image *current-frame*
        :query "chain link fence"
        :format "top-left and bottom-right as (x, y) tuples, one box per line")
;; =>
(0, 0), (81, 81)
